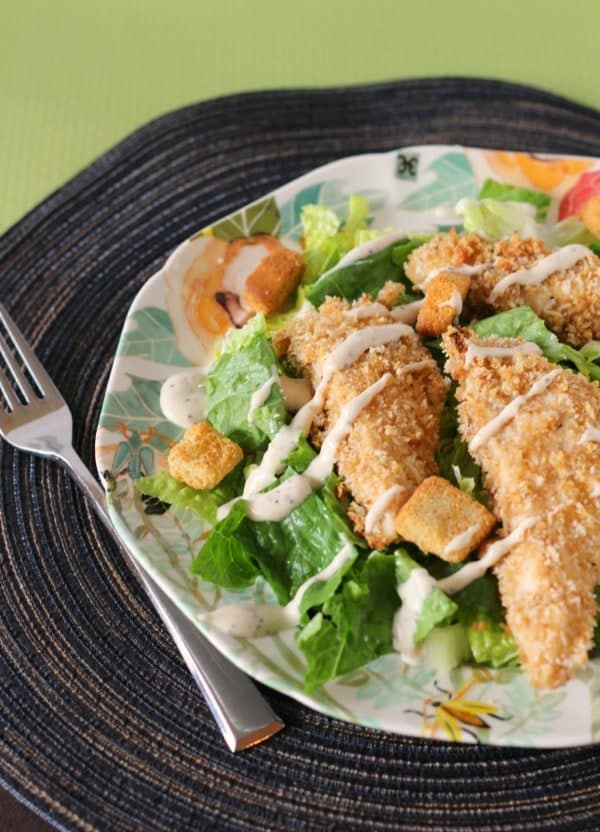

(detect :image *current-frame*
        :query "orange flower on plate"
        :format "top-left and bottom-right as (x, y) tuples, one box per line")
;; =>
(485, 151), (593, 191)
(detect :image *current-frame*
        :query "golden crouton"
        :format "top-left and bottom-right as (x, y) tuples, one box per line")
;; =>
(394, 476), (497, 562)
(242, 248), (305, 316)
(580, 196), (600, 238)
(168, 421), (243, 491)
(416, 271), (470, 337)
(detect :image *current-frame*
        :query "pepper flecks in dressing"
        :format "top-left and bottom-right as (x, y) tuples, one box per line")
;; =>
(199, 542), (355, 638)
(159, 370), (207, 428)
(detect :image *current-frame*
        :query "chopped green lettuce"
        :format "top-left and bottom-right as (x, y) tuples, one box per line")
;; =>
(465, 613), (520, 668)
(300, 196), (373, 285)
(436, 385), (488, 505)
(304, 237), (427, 307)
(134, 465), (243, 524)
(297, 551), (400, 692)
(478, 178), (551, 220)
(206, 315), (287, 451)
(301, 204), (341, 250)
(421, 624), (471, 674)
(473, 306), (600, 381)
(460, 196), (599, 248)
(191, 466), (360, 604)
(394, 549), (459, 643)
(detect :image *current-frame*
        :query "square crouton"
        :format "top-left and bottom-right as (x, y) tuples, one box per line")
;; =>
(242, 248), (305, 316)
(395, 476), (496, 563)
(168, 421), (243, 491)
(416, 271), (470, 337)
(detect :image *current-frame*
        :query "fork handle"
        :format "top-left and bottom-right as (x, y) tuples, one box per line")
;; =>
(56, 445), (284, 751)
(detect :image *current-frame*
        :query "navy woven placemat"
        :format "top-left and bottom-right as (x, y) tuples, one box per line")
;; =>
(2, 77), (600, 832)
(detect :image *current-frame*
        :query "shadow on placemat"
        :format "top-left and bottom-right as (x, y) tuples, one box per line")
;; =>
(1, 77), (600, 832)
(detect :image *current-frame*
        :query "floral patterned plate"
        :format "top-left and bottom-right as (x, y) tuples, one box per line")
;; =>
(95, 144), (600, 747)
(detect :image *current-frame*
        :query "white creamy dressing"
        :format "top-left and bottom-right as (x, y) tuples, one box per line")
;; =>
(247, 365), (279, 422)
(591, 483), (600, 498)
(464, 342), (542, 367)
(438, 290), (463, 315)
(222, 243), (270, 297)
(242, 322), (414, 498)
(388, 299), (424, 323)
(579, 425), (600, 444)
(331, 231), (412, 271)
(469, 369), (561, 453)
(364, 485), (405, 537)
(199, 542), (355, 638)
(159, 370), (207, 428)
(244, 374), (391, 522)
(344, 302), (390, 320)
(438, 516), (540, 594)
(443, 522), (482, 556)
(393, 568), (438, 664)
(489, 244), (590, 301)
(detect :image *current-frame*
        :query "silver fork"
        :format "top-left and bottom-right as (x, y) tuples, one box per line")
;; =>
(0, 302), (284, 751)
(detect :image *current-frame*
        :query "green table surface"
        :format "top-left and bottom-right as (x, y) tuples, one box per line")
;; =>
(2, 0), (599, 234)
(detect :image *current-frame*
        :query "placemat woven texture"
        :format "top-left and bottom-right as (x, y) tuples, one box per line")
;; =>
(2, 78), (600, 832)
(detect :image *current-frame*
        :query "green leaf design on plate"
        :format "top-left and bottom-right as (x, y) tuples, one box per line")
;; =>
(120, 307), (191, 366)
(208, 195), (281, 241)
(101, 374), (181, 452)
(398, 151), (478, 211)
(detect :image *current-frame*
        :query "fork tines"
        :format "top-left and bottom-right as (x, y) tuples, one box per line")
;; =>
(0, 303), (49, 411)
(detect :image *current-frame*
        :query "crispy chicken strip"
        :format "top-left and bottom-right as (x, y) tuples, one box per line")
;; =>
(406, 230), (600, 347)
(443, 326), (600, 688)
(274, 296), (447, 549)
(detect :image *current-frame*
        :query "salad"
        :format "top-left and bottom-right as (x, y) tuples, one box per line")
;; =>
(134, 180), (600, 695)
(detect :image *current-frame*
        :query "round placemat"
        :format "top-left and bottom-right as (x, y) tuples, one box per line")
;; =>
(2, 77), (600, 832)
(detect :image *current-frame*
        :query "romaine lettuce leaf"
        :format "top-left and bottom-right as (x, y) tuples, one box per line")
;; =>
(473, 306), (600, 381)
(394, 549), (458, 642)
(191, 465), (360, 604)
(436, 385), (489, 505)
(465, 612), (520, 667)
(304, 237), (426, 307)
(134, 465), (243, 524)
(478, 178), (551, 221)
(190, 500), (261, 588)
(206, 316), (287, 451)
(459, 196), (599, 247)
(300, 196), (373, 285)
(297, 551), (400, 691)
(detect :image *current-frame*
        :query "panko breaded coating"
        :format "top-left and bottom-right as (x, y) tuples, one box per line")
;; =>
(276, 296), (447, 549)
(406, 230), (600, 347)
(168, 421), (243, 491)
(443, 326), (600, 688)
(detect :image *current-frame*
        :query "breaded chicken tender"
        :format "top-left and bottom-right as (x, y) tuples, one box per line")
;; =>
(406, 230), (600, 346)
(275, 296), (447, 548)
(443, 326), (600, 688)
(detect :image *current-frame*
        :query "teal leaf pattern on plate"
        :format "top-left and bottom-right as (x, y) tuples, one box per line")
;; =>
(398, 151), (478, 210)
(101, 374), (181, 453)
(206, 195), (281, 241)
(120, 308), (192, 366)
